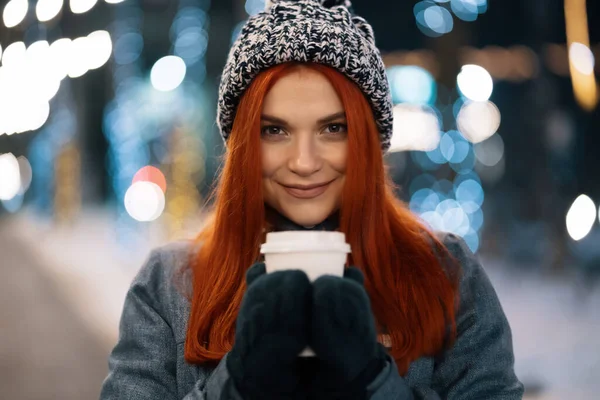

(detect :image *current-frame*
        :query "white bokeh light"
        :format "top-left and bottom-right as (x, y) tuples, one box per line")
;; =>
(29, 101), (51, 131)
(566, 194), (596, 241)
(569, 42), (595, 76)
(70, 0), (98, 14)
(105, 0), (126, 3)
(49, 38), (73, 81)
(27, 41), (61, 101)
(124, 181), (166, 222)
(0, 153), (21, 201)
(3, 0), (28, 28)
(26, 40), (50, 61)
(68, 37), (91, 78)
(151, 56), (187, 92)
(86, 30), (113, 70)
(390, 104), (441, 152)
(1, 41), (26, 67)
(17, 156), (32, 194)
(36, 0), (63, 22)
(457, 64), (494, 101)
(457, 100), (501, 143)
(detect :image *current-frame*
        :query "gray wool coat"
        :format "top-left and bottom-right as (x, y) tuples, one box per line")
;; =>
(99, 233), (524, 399)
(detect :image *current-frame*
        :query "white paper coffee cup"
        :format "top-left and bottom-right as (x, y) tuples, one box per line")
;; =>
(260, 231), (351, 357)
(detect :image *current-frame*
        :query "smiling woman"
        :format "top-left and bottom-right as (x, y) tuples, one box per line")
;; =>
(100, 1), (524, 399)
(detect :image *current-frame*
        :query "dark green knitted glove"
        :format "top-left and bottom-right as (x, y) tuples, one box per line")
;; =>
(226, 263), (312, 400)
(308, 266), (388, 399)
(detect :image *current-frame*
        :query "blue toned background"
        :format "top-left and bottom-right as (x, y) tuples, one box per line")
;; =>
(1, 0), (599, 398)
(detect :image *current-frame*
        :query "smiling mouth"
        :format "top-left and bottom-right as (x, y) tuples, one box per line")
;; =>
(281, 181), (333, 199)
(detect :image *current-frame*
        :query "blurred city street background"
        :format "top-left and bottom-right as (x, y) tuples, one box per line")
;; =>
(1, 0), (600, 398)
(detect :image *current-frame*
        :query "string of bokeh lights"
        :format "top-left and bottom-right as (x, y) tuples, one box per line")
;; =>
(0, 0), (118, 137)
(1, 0), (598, 248)
(104, 0), (211, 233)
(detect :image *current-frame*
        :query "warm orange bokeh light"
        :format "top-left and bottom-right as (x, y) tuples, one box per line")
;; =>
(132, 166), (167, 193)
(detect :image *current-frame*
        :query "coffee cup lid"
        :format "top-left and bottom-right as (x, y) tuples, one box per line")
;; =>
(260, 231), (351, 254)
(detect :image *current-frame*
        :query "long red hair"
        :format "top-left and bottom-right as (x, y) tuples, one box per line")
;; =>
(184, 62), (461, 375)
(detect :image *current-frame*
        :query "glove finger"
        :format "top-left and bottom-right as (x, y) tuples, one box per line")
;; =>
(246, 262), (266, 286)
(343, 266), (365, 285)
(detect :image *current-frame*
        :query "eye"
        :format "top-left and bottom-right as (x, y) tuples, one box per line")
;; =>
(325, 123), (348, 134)
(261, 126), (284, 136)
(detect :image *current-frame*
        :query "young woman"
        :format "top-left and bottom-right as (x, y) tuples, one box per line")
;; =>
(100, 1), (524, 399)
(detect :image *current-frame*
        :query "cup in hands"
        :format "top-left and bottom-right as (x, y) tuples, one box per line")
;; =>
(260, 231), (351, 357)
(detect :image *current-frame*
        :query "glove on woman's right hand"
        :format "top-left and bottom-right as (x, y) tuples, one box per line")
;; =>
(226, 262), (312, 400)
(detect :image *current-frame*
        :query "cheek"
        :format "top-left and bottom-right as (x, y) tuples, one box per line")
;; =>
(330, 146), (348, 174)
(261, 147), (278, 177)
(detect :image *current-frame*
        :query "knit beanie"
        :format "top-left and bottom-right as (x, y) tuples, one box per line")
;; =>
(217, 0), (393, 152)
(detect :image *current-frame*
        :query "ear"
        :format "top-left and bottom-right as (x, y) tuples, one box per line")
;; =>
(246, 262), (267, 285)
(343, 266), (365, 285)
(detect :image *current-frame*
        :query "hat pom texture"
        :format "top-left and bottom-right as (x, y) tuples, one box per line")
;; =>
(265, 0), (353, 11)
(219, 0), (393, 152)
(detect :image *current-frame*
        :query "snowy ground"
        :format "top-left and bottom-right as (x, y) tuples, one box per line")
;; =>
(1, 208), (599, 399)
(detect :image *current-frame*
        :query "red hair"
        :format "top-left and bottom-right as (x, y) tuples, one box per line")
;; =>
(184, 62), (461, 375)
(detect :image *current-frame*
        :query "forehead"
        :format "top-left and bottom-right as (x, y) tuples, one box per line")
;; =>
(262, 68), (344, 117)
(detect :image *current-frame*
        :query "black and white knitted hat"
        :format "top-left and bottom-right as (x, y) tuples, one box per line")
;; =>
(217, 0), (393, 152)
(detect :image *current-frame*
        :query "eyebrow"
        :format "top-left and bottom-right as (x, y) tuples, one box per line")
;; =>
(260, 112), (346, 125)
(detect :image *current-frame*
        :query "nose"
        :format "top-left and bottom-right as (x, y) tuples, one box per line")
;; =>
(287, 134), (323, 176)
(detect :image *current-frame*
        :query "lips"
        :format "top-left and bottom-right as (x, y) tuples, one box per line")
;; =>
(282, 181), (332, 199)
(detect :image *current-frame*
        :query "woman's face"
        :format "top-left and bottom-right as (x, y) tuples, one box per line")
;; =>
(261, 67), (348, 227)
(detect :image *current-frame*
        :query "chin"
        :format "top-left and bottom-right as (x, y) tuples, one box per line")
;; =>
(281, 206), (332, 227)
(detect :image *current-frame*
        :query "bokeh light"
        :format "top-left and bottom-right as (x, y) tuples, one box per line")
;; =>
(457, 100), (501, 143)
(124, 181), (166, 222)
(132, 166), (167, 193)
(174, 27), (208, 64)
(390, 104), (442, 152)
(86, 30), (113, 70)
(1, 41), (26, 67)
(439, 130), (471, 164)
(70, 0), (98, 14)
(246, 0), (265, 15)
(0, 30), (114, 136)
(36, 0), (63, 22)
(457, 64), (494, 101)
(569, 42), (595, 75)
(150, 56), (186, 92)
(455, 179), (484, 210)
(414, 1), (454, 37)
(387, 66), (436, 105)
(450, 0), (481, 22)
(0, 153), (21, 201)
(3, 0), (28, 28)
(566, 194), (596, 241)
(48, 38), (72, 80)
(68, 37), (91, 78)
(113, 33), (143, 65)
(17, 156), (33, 194)
(474, 133), (504, 166)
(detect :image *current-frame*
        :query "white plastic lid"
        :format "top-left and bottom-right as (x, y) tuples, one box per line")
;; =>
(260, 231), (351, 254)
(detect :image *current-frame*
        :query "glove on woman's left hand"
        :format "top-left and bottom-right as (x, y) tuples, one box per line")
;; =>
(308, 267), (389, 399)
